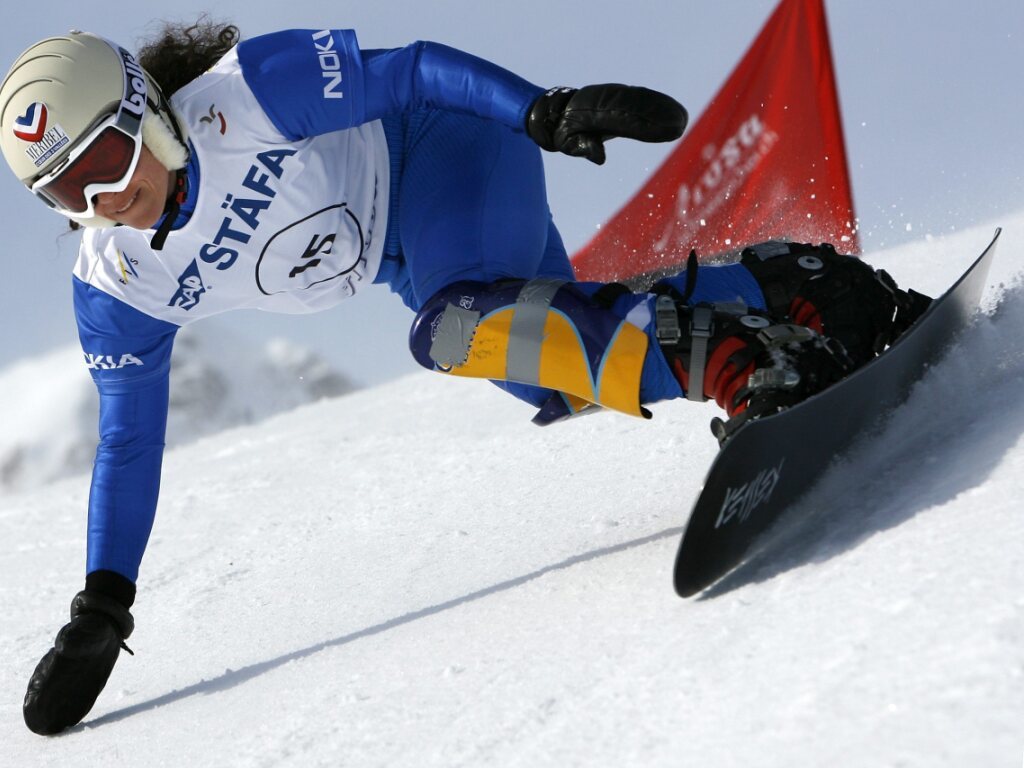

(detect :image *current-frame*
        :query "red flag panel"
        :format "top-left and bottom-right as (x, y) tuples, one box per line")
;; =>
(572, 0), (858, 282)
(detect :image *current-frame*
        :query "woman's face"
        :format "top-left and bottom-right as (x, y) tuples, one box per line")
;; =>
(92, 145), (174, 229)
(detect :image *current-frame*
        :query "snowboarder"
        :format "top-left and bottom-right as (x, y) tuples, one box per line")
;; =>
(0, 20), (925, 734)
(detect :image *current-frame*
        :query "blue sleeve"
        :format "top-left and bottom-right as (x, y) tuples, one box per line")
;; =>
(236, 29), (544, 140)
(74, 277), (178, 583)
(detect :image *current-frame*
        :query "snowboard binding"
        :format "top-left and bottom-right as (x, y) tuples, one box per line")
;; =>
(740, 241), (933, 367)
(655, 297), (853, 445)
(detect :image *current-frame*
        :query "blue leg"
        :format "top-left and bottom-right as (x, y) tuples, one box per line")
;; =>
(656, 261), (767, 309)
(387, 110), (574, 408)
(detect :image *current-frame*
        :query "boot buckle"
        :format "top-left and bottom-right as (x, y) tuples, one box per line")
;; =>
(748, 367), (801, 392)
(653, 294), (682, 345)
(756, 323), (817, 348)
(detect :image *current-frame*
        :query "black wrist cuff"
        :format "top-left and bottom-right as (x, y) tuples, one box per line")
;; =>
(85, 570), (137, 610)
(71, 590), (135, 639)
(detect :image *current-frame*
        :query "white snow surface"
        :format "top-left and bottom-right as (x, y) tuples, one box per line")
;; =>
(1, 214), (1023, 766)
(0, 326), (353, 496)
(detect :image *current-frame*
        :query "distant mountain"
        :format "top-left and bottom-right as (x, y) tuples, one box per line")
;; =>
(0, 325), (354, 495)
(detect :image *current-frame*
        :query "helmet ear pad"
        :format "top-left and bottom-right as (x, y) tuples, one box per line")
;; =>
(142, 107), (187, 171)
(140, 71), (188, 173)
(140, 70), (188, 173)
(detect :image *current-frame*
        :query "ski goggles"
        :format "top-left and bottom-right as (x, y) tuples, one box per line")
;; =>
(28, 39), (146, 220)
(30, 112), (143, 217)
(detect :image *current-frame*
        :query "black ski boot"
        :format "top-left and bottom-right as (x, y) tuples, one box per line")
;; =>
(740, 241), (933, 367)
(653, 297), (852, 443)
(24, 588), (135, 735)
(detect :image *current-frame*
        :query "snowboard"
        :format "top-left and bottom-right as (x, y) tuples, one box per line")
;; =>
(674, 229), (1001, 597)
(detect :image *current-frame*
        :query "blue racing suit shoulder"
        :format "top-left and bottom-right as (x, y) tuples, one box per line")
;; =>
(236, 29), (543, 140)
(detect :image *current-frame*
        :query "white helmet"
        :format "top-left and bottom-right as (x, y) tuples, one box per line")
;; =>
(0, 31), (188, 227)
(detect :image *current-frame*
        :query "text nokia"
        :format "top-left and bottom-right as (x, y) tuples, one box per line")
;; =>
(311, 30), (345, 99)
(84, 352), (144, 370)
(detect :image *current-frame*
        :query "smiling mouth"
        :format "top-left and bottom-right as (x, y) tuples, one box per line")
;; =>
(115, 191), (139, 215)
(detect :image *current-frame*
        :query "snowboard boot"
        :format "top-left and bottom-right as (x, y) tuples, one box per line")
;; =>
(654, 297), (853, 443)
(23, 589), (135, 735)
(739, 241), (933, 367)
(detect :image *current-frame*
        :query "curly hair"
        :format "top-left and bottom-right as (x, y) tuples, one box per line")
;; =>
(137, 16), (242, 97)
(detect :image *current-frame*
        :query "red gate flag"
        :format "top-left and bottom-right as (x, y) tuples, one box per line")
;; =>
(572, 0), (859, 282)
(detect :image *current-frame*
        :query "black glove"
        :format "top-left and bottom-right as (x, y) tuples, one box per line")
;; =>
(23, 590), (135, 735)
(526, 84), (687, 165)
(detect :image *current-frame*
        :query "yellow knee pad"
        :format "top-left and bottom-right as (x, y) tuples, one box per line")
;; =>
(411, 279), (650, 418)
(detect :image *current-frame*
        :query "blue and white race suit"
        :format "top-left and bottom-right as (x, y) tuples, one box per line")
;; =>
(73, 30), (576, 582)
(73, 29), (764, 583)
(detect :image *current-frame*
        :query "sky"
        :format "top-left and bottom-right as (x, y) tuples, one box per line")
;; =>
(0, 0), (1021, 384)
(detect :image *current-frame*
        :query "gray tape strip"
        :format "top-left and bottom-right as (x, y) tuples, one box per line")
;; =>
(506, 279), (566, 385)
(428, 303), (481, 368)
(687, 305), (714, 402)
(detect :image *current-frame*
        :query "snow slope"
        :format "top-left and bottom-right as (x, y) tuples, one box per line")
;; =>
(0, 215), (1022, 766)
(0, 325), (353, 496)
